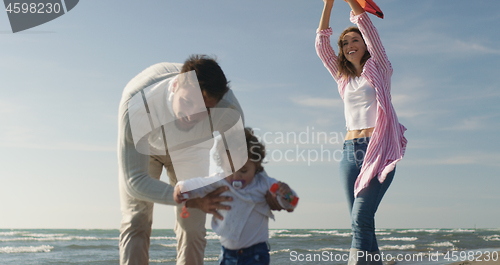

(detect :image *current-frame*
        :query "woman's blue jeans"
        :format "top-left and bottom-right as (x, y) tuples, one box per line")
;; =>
(340, 137), (395, 251)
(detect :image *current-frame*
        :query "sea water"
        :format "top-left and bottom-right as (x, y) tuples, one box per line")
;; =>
(1, 228), (499, 264)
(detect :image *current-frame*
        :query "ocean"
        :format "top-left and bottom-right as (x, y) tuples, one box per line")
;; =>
(0, 228), (499, 264)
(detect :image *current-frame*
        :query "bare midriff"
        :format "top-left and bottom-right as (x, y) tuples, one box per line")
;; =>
(345, 127), (374, 140)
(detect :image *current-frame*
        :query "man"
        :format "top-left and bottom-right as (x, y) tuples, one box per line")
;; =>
(117, 55), (245, 265)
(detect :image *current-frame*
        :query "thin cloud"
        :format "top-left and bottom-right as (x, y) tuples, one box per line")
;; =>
(231, 79), (292, 92)
(0, 99), (25, 115)
(387, 28), (500, 56)
(291, 96), (342, 108)
(404, 152), (500, 167)
(454, 40), (500, 55)
(391, 76), (432, 119)
(0, 139), (115, 152)
(440, 114), (499, 131)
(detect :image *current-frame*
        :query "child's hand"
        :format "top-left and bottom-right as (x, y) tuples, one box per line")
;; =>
(276, 181), (292, 196)
(265, 191), (283, 211)
(173, 184), (185, 204)
(277, 181), (295, 212)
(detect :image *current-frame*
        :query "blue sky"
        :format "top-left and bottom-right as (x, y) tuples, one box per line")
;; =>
(0, 0), (499, 230)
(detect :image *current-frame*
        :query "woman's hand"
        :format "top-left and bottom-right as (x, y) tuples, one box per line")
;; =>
(185, 186), (232, 220)
(345, 0), (365, 16)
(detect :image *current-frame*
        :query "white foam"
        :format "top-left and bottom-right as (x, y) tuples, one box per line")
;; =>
(441, 229), (475, 233)
(0, 245), (54, 253)
(310, 230), (337, 234)
(268, 229), (290, 238)
(307, 247), (350, 252)
(0, 236), (66, 242)
(275, 234), (312, 238)
(375, 232), (391, 235)
(332, 232), (352, 237)
(0, 231), (27, 236)
(270, 248), (290, 255)
(74, 236), (102, 240)
(150, 236), (176, 240)
(380, 244), (416, 250)
(414, 251), (446, 257)
(150, 258), (176, 263)
(397, 229), (440, 233)
(205, 231), (220, 240)
(0, 234), (118, 242)
(270, 229), (290, 233)
(428, 241), (454, 247)
(160, 243), (177, 248)
(204, 256), (219, 262)
(483, 235), (500, 241)
(24, 233), (66, 238)
(310, 230), (352, 237)
(380, 237), (418, 241)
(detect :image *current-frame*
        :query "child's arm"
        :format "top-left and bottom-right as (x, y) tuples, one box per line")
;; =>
(260, 171), (299, 212)
(274, 182), (292, 199)
(270, 181), (297, 212)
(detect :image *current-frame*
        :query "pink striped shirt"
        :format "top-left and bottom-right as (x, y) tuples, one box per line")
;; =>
(316, 11), (407, 197)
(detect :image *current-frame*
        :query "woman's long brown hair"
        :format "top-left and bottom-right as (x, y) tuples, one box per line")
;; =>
(337, 27), (371, 81)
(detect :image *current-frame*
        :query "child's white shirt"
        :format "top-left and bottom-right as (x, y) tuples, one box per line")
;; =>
(178, 170), (277, 249)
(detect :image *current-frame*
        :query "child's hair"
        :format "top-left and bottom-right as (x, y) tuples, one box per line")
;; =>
(212, 127), (266, 173)
(245, 127), (266, 173)
(337, 26), (371, 80)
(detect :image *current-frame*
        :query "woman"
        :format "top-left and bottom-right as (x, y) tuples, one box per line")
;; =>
(315, 0), (407, 263)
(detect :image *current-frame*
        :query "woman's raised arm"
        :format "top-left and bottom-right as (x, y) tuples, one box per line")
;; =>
(318, 0), (335, 31)
(316, 0), (341, 82)
(345, 0), (365, 16)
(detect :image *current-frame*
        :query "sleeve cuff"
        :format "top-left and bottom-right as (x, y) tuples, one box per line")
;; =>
(316, 27), (333, 36)
(350, 10), (369, 24)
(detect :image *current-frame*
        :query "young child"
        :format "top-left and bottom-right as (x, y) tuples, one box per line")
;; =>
(173, 127), (298, 265)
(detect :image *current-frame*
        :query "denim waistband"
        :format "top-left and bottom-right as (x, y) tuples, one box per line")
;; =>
(344, 137), (371, 145)
(222, 242), (269, 256)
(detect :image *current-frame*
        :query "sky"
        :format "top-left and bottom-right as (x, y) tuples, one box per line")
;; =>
(0, 0), (499, 230)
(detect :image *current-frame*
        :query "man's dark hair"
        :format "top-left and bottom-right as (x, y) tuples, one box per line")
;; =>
(181, 54), (230, 101)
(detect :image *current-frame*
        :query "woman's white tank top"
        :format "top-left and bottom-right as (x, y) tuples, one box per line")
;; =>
(344, 76), (377, 131)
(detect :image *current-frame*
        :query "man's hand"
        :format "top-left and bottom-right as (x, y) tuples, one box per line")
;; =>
(185, 186), (232, 220)
(173, 184), (184, 204)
